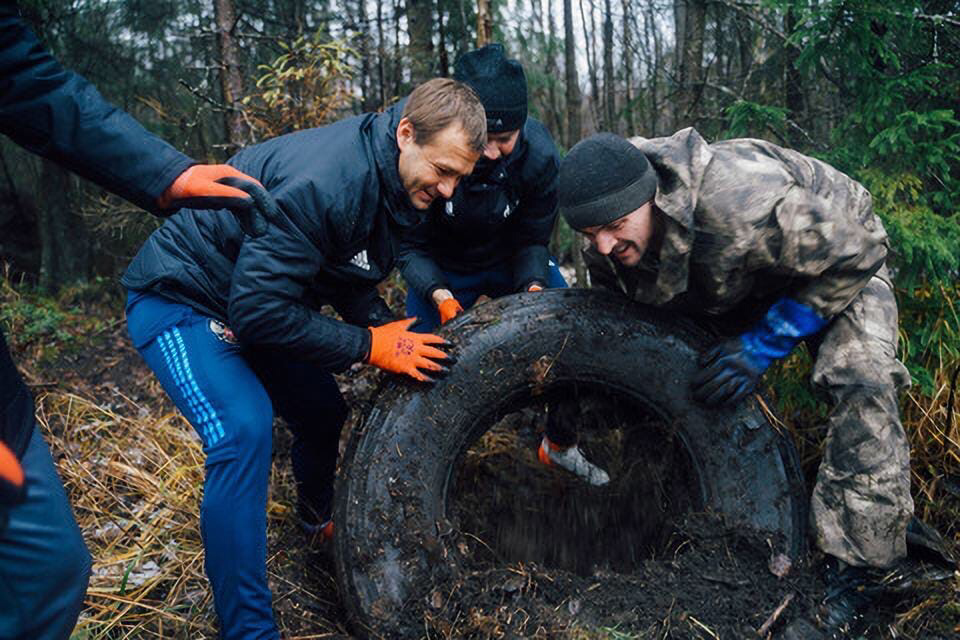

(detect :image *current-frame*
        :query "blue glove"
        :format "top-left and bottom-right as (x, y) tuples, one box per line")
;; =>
(691, 298), (827, 406)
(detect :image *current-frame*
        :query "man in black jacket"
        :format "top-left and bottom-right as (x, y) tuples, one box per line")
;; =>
(122, 78), (486, 639)
(0, 5), (278, 639)
(399, 45), (564, 328)
(398, 45), (609, 486)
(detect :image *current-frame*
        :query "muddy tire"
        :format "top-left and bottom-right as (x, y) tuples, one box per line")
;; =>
(334, 289), (806, 638)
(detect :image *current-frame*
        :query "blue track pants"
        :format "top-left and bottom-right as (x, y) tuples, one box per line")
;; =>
(126, 291), (346, 640)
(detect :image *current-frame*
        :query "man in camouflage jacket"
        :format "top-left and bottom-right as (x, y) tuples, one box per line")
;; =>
(558, 130), (913, 631)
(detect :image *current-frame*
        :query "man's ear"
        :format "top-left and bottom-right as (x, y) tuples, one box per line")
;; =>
(396, 117), (415, 150)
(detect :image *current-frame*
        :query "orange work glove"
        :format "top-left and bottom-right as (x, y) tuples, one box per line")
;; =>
(367, 318), (452, 382)
(158, 165), (279, 237)
(527, 283), (544, 292)
(438, 298), (464, 324)
(0, 440), (25, 507)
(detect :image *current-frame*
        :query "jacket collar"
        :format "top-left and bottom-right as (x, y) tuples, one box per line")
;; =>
(372, 101), (420, 228)
(621, 127), (711, 305)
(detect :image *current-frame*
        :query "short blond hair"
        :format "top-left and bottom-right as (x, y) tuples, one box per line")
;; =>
(402, 78), (487, 153)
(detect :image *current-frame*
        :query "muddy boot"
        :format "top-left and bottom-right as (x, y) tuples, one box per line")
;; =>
(538, 436), (610, 486)
(817, 557), (885, 635)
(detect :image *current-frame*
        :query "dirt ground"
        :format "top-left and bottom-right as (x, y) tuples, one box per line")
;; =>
(21, 310), (960, 639)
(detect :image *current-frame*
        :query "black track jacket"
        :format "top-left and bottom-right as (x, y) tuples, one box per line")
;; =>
(397, 116), (559, 297)
(122, 108), (417, 373)
(0, 4), (193, 457)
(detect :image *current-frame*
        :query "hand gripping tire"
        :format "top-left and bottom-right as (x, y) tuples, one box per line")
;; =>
(334, 289), (806, 638)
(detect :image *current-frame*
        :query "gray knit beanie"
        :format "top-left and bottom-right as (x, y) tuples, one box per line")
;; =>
(559, 133), (658, 230)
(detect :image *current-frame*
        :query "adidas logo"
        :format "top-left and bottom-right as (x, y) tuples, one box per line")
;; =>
(350, 250), (370, 271)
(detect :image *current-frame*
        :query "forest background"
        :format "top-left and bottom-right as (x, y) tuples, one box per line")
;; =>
(0, 1), (958, 631)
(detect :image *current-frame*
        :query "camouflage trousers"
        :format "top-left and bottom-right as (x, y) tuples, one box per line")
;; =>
(808, 273), (913, 568)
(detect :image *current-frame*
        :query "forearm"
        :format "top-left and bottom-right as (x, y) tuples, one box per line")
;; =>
(0, 7), (192, 212)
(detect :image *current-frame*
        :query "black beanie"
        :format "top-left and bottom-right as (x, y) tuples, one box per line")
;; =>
(454, 44), (527, 133)
(559, 133), (658, 230)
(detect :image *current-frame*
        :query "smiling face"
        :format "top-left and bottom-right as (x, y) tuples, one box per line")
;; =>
(396, 117), (481, 210)
(580, 200), (659, 267)
(481, 129), (521, 161)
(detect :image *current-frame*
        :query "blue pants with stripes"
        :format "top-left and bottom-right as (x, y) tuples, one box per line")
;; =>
(405, 258), (568, 333)
(125, 291), (347, 640)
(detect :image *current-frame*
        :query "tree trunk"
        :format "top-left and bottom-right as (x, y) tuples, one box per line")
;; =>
(407, 0), (436, 85)
(377, 0), (386, 108)
(784, 6), (805, 142)
(564, 0), (587, 286)
(545, 0), (565, 140)
(394, 0), (403, 97)
(357, 0), (375, 112)
(673, 0), (706, 129)
(438, 5), (449, 76)
(646, 2), (662, 135)
(580, 0), (600, 129)
(37, 160), (88, 291)
(563, 0), (582, 149)
(476, 0), (493, 46)
(213, 0), (248, 151)
(622, 0), (635, 135)
(603, 0), (616, 132)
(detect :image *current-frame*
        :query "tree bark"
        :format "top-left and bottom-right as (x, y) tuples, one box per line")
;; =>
(213, 0), (248, 151)
(673, 0), (707, 129)
(377, 0), (386, 109)
(37, 160), (88, 291)
(784, 6), (805, 142)
(545, 0), (565, 140)
(408, 0), (436, 85)
(476, 0), (493, 46)
(603, 0), (616, 132)
(563, 0), (582, 149)
(564, 0), (587, 286)
(622, 0), (635, 135)
(580, 0), (601, 129)
(437, 4), (449, 76)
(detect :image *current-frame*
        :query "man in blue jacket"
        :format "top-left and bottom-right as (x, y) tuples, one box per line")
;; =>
(0, 4), (277, 639)
(398, 45), (608, 486)
(122, 77), (487, 639)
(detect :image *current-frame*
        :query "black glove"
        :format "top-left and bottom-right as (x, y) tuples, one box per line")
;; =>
(157, 165), (280, 237)
(691, 298), (827, 407)
(690, 337), (767, 406)
(213, 176), (279, 237)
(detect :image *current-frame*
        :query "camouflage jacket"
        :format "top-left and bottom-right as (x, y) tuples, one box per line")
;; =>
(585, 128), (889, 320)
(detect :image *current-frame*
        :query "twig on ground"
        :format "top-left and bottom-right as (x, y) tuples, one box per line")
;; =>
(757, 592), (794, 637)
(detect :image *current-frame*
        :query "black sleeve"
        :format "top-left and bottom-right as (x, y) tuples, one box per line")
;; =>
(397, 218), (450, 300)
(227, 212), (371, 373)
(330, 286), (397, 328)
(0, 5), (192, 213)
(507, 141), (560, 291)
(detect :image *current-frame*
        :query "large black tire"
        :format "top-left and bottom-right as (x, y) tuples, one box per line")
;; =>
(334, 289), (806, 638)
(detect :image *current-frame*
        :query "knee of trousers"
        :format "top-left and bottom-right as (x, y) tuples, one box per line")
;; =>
(219, 404), (275, 468)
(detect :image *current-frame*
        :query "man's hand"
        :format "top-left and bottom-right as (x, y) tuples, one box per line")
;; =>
(438, 298), (464, 324)
(0, 440), (25, 507)
(691, 298), (827, 406)
(367, 318), (453, 382)
(158, 165), (279, 237)
(690, 337), (767, 406)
